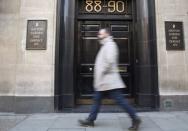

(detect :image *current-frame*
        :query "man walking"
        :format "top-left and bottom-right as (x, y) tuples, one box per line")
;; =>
(78, 29), (141, 131)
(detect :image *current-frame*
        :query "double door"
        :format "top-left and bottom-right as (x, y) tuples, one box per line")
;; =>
(76, 20), (134, 104)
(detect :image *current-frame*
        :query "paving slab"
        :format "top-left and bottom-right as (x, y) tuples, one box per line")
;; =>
(173, 112), (188, 123)
(86, 118), (122, 131)
(48, 128), (85, 131)
(151, 116), (188, 131)
(0, 115), (27, 131)
(10, 118), (55, 131)
(119, 117), (159, 129)
(50, 117), (82, 129)
(140, 112), (175, 118)
(0, 111), (187, 131)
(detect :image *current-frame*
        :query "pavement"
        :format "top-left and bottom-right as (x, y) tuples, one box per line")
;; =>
(0, 111), (188, 131)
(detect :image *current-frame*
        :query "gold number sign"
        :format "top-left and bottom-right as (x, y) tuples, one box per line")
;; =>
(85, 0), (127, 13)
(85, 0), (93, 12)
(116, 1), (125, 12)
(108, 1), (116, 12)
(94, 0), (102, 12)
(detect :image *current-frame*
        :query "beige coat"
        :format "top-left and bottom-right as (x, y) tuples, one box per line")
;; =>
(94, 36), (126, 91)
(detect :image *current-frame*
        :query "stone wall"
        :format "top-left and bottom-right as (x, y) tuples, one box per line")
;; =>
(155, 0), (188, 110)
(0, 0), (57, 112)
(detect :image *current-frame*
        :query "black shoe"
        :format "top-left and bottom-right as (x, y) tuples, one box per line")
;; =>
(128, 117), (142, 131)
(78, 118), (94, 127)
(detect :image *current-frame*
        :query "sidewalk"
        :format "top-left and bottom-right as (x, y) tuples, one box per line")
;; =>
(0, 111), (188, 131)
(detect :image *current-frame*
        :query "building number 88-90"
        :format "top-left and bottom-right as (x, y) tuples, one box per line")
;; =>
(85, 0), (127, 13)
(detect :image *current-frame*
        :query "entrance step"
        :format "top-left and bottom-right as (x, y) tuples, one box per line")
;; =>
(59, 105), (156, 113)
(76, 98), (135, 105)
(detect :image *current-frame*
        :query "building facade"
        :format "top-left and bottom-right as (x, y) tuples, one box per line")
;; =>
(0, 0), (188, 113)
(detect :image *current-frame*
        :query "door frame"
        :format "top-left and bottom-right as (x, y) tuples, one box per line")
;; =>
(55, 0), (159, 111)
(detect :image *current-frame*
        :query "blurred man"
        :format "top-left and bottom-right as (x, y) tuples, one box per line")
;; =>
(78, 29), (141, 131)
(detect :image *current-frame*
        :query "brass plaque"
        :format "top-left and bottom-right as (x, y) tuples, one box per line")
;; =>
(165, 21), (185, 50)
(26, 20), (47, 50)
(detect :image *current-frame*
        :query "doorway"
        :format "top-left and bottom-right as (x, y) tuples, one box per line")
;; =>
(55, 0), (159, 111)
(76, 20), (135, 104)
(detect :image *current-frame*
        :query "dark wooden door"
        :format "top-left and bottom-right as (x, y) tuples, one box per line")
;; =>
(76, 20), (134, 104)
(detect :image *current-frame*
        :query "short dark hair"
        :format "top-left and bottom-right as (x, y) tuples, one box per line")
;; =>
(105, 28), (111, 35)
(100, 28), (111, 35)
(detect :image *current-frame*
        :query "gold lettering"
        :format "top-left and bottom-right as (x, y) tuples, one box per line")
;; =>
(94, 0), (102, 12)
(85, 0), (93, 12)
(116, 1), (125, 13)
(84, 0), (127, 13)
(108, 1), (116, 12)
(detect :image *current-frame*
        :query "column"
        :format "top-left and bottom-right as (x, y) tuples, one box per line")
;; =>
(135, 0), (159, 108)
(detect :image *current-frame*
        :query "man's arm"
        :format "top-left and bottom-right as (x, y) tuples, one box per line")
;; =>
(103, 43), (118, 74)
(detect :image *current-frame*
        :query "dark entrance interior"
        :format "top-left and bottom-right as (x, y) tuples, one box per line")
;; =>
(76, 20), (134, 104)
(55, 0), (159, 112)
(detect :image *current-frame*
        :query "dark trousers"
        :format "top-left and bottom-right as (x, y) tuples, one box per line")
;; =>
(88, 89), (137, 121)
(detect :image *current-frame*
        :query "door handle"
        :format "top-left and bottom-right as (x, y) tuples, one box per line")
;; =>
(119, 66), (127, 73)
(89, 67), (93, 71)
(136, 59), (139, 64)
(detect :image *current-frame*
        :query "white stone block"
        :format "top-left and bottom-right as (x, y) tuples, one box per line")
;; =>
(15, 65), (54, 96)
(0, 64), (16, 96)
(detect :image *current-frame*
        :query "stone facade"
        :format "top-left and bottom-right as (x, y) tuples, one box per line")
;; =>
(0, 0), (188, 112)
(0, 0), (57, 112)
(155, 0), (188, 110)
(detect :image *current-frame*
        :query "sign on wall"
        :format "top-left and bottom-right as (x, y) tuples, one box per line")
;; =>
(26, 20), (47, 50)
(78, 0), (130, 15)
(165, 21), (185, 50)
